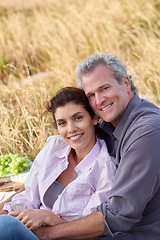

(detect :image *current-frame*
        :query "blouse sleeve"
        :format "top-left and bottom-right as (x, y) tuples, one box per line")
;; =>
(3, 137), (52, 212)
(82, 158), (116, 217)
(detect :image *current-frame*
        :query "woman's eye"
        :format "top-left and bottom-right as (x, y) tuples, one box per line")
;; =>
(58, 121), (66, 126)
(75, 116), (83, 121)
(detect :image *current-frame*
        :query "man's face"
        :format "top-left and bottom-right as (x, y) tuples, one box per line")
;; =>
(82, 64), (133, 127)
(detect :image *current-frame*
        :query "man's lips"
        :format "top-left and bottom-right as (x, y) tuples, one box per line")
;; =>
(68, 133), (83, 141)
(101, 104), (112, 111)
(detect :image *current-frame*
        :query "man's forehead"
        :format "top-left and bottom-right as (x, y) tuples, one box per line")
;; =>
(82, 81), (106, 96)
(82, 68), (111, 93)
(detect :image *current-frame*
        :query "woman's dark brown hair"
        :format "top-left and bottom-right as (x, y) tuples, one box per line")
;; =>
(43, 87), (95, 127)
(43, 87), (102, 136)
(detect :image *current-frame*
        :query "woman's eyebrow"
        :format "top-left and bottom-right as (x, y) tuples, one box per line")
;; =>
(56, 112), (83, 122)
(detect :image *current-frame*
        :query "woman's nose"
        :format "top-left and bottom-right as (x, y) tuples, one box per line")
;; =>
(68, 122), (77, 133)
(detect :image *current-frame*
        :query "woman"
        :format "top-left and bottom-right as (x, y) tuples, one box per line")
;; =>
(0, 87), (116, 239)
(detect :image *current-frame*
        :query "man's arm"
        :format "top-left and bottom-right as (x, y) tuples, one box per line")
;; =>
(33, 211), (105, 240)
(101, 125), (160, 236)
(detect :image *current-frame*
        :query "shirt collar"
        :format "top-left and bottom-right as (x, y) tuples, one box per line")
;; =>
(101, 93), (141, 141)
(54, 143), (71, 159)
(75, 138), (101, 174)
(54, 138), (101, 173)
(113, 93), (141, 140)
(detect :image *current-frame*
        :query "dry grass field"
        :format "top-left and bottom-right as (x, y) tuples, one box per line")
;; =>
(0, 0), (160, 159)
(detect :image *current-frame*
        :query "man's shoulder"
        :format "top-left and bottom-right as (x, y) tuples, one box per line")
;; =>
(120, 98), (160, 150)
(129, 98), (160, 129)
(101, 94), (160, 139)
(120, 93), (160, 130)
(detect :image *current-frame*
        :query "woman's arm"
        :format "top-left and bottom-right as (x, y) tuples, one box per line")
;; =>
(10, 209), (67, 230)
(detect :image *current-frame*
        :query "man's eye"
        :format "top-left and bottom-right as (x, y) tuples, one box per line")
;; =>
(88, 94), (94, 99)
(102, 87), (108, 91)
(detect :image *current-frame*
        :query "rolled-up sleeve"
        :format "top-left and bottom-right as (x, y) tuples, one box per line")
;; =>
(98, 125), (160, 237)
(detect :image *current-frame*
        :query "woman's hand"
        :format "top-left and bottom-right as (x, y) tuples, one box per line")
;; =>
(10, 209), (66, 230)
(0, 201), (5, 211)
(0, 209), (8, 215)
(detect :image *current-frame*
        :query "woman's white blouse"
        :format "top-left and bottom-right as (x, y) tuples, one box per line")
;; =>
(4, 135), (116, 221)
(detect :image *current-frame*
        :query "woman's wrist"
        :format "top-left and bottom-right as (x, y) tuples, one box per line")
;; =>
(44, 210), (66, 226)
(0, 209), (8, 215)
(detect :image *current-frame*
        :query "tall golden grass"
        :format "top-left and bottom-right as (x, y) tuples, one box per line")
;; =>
(0, 0), (160, 159)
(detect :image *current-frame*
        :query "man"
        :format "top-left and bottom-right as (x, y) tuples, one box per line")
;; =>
(1, 53), (160, 239)
(33, 53), (160, 239)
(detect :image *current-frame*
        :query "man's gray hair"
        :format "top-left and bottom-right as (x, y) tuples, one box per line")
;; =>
(75, 53), (137, 93)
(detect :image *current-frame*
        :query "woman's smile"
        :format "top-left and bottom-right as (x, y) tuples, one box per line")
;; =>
(55, 102), (97, 159)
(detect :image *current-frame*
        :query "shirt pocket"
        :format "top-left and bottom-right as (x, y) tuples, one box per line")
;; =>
(67, 180), (95, 195)
(53, 182), (95, 220)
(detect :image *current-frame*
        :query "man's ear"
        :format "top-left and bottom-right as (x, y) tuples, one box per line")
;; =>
(124, 76), (131, 93)
(93, 115), (100, 125)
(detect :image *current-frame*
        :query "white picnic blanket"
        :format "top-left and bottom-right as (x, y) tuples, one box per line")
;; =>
(0, 171), (30, 203)
(0, 191), (15, 203)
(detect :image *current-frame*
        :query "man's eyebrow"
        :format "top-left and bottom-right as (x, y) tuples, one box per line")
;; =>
(86, 84), (108, 97)
(98, 84), (108, 89)
(86, 92), (93, 97)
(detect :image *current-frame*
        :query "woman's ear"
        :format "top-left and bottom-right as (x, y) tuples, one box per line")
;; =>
(93, 115), (100, 125)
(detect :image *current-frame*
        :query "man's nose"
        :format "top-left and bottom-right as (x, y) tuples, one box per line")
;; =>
(95, 93), (104, 106)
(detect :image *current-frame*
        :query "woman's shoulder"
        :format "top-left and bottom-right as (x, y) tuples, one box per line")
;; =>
(97, 138), (110, 156)
(45, 135), (67, 151)
(97, 138), (116, 165)
(46, 135), (65, 144)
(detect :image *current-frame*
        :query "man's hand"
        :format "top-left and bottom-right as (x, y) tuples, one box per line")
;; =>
(33, 211), (104, 240)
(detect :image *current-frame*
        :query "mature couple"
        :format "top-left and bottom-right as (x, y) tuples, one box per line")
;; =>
(0, 53), (160, 240)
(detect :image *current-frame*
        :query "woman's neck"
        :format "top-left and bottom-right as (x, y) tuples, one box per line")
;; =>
(71, 139), (97, 165)
(71, 149), (81, 165)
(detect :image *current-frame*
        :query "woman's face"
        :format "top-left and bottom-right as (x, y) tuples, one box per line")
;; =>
(54, 102), (98, 157)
